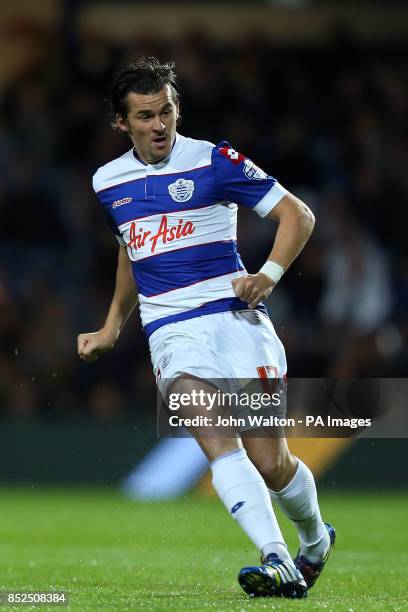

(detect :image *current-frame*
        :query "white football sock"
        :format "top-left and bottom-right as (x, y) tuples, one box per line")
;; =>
(211, 448), (293, 565)
(269, 459), (330, 563)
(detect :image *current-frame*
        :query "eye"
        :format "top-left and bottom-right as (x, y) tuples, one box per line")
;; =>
(161, 109), (172, 116)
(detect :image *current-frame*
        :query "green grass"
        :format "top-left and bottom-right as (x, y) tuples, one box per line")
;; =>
(0, 488), (407, 611)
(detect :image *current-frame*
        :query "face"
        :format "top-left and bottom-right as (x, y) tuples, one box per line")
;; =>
(116, 84), (179, 164)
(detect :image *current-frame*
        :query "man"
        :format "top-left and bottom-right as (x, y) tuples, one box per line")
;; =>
(77, 57), (335, 599)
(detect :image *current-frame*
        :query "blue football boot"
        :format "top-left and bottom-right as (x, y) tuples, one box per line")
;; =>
(238, 553), (308, 599)
(294, 522), (336, 589)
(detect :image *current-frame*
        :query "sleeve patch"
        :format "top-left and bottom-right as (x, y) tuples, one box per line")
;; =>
(212, 140), (280, 211)
(218, 145), (245, 165)
(242, 158), (269, 181)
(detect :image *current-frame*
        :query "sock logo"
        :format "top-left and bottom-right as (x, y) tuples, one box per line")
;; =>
(231, 501), (245, 514)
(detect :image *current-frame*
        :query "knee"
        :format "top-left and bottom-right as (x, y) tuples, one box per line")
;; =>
(251, 451), (297, 490)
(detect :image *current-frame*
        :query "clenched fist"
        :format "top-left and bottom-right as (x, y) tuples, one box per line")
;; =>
(231, 273), (275, 309)
(77, 329), (116, 363)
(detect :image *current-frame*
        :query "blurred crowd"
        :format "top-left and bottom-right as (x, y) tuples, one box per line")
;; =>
(0, 22), (407, 420)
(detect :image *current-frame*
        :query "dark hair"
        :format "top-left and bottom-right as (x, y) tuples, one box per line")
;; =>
(110, 56), (179, 127)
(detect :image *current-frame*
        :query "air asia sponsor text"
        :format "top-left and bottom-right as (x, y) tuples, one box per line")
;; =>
(127, 215), (195, 253)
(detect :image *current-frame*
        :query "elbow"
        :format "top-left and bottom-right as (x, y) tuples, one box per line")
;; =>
(306, 206), (316, 235)
(298, 200), (315, 237)
(270, 193), (315, 237)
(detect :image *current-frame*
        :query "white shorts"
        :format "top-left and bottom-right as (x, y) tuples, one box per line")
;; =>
(149, 310), (287, 397)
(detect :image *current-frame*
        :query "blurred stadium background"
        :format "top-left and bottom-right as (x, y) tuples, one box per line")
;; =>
(1, 0), (407, 487)
(0, 1), (407, 607)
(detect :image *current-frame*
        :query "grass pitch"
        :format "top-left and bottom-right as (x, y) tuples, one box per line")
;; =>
(0, 488), (407, 611)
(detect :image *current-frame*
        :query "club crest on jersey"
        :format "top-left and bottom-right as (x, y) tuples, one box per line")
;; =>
(168, 178), (195, 202)
(112, 196), (132, 209)
(243, 158), (268, 181)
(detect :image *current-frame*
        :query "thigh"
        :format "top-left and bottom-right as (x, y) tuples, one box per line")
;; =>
(168, 375), (242, 462)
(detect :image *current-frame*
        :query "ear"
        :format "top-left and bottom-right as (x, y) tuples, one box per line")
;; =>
(176, 102), (181, 125)
(115, 113), (129, 134)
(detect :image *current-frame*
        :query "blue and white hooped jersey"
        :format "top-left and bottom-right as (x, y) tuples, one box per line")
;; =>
(93, 134), (287, 337)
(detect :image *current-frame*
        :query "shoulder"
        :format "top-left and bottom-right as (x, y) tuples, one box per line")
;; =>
(172, 134), (215, 170)
(211, 141), (245, 164)
(92, 148), (136, 193)
(172, 135), (242, 173)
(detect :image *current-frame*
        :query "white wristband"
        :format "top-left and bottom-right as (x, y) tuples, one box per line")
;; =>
(259, 261), (285, 284)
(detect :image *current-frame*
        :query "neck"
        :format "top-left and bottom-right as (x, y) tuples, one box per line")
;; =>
(133, 133), (177, 165)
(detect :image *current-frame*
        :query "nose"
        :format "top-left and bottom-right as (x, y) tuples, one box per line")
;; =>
(152, 116), (165, 133)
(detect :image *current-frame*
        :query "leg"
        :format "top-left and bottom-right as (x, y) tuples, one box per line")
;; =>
(167, 375), (240, 460)
(243, 434), (330, 564)
(241, 435), (297, 491)
(167, 376), (292, 563)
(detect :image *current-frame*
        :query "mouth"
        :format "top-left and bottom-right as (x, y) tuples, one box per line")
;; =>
(152, 135), (168, 148)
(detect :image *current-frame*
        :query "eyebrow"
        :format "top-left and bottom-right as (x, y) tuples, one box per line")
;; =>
(136, 103), (173, 117)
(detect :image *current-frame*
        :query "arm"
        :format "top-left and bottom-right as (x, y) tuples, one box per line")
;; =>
(77, 246), (138, 362)
(232, 192), (315, 309)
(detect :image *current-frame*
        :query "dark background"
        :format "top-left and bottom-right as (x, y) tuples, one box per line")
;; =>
(0, 2), (407, 477)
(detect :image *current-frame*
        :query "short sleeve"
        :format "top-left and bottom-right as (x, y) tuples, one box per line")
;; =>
(93, 171), (126, 246)
(103, 210), (127, 246)
(212, 141), (287, 217)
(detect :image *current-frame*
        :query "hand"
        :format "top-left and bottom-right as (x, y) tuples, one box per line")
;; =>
(77, 329), (116, 363)
(231, 273), (275, 309)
